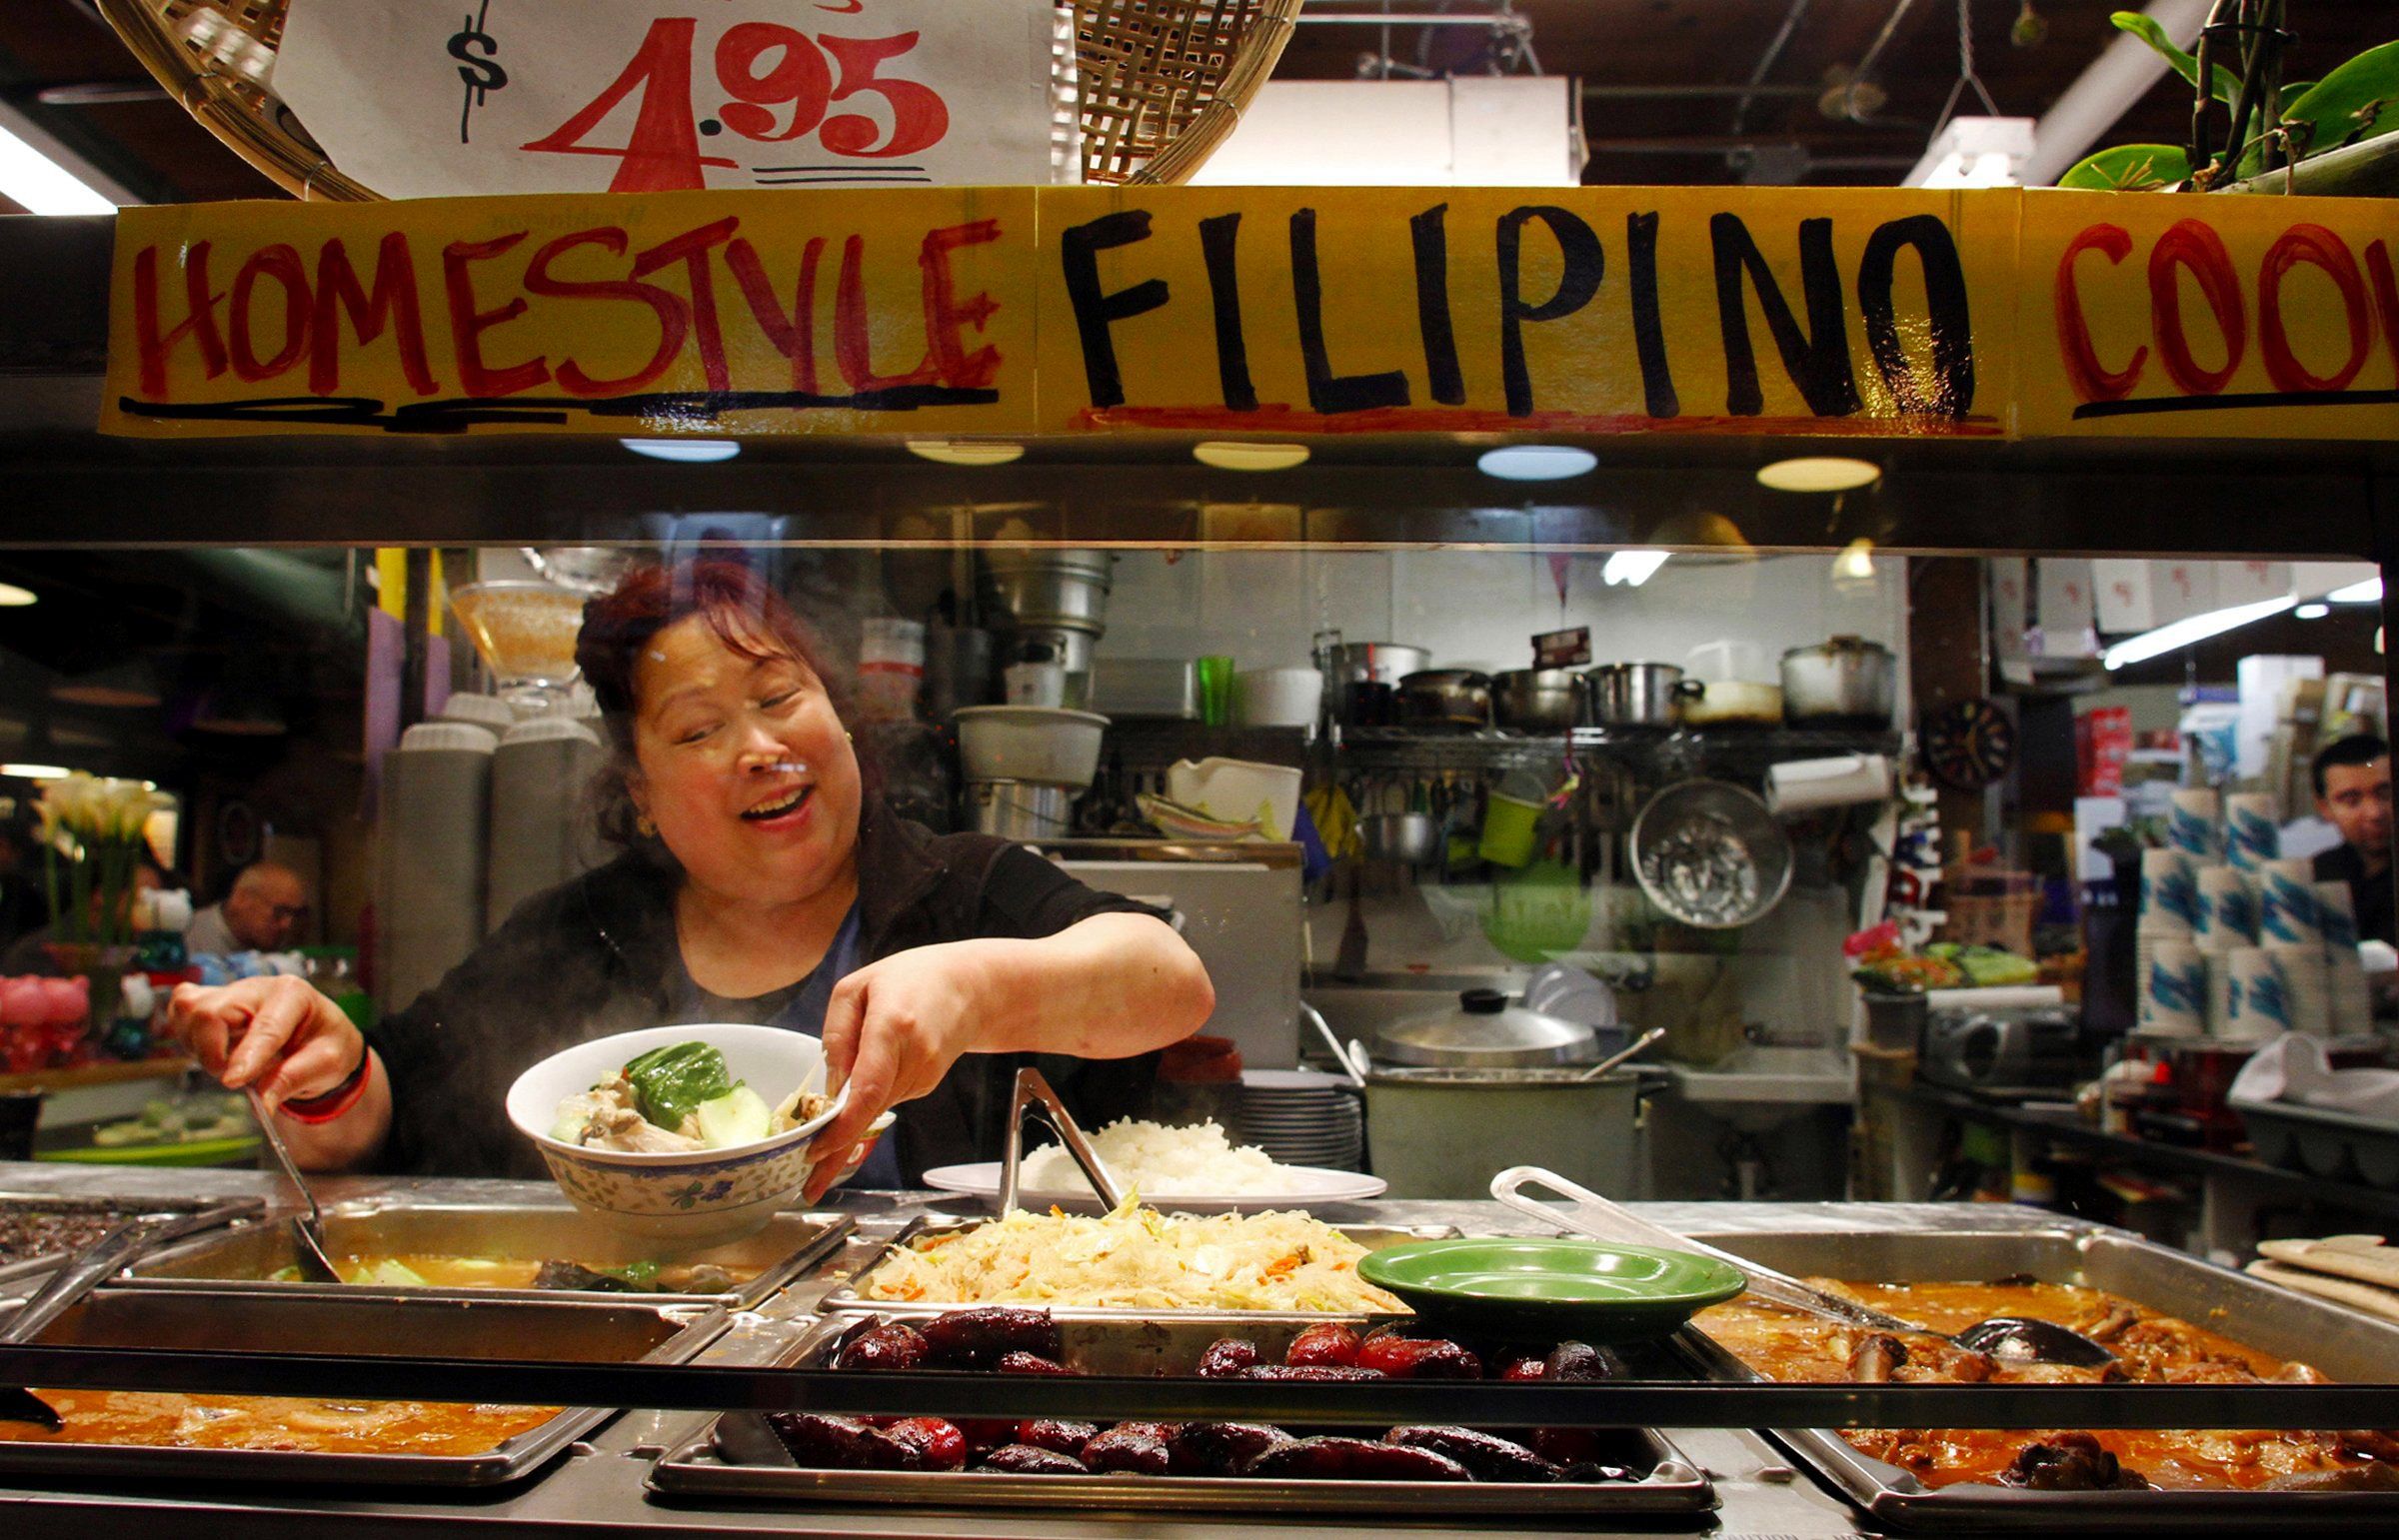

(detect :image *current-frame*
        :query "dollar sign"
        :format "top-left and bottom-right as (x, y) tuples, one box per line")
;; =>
(448, 26), (508, 99)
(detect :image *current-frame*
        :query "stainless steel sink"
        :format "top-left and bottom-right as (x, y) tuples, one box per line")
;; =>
(1665, 1043), (1853, 1133)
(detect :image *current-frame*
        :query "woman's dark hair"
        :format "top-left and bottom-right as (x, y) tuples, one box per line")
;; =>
(575, 559), (867, 847)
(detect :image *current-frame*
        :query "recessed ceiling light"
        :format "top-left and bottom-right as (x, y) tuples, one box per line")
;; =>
(0, 583), (36, 607)
(0, 763), (69, 779)
(2296, 603), (2331, 620)
(1194, 441), (1309, 472)
(1756, 456), (1882, 493)
(0, 120), (115, 216)
(1477, 445), (1596, 482)
(2328, 577), (2383, 605)
(906, 440), (1026, 467)
(620, 438), (741, 463)
(1601, 550), (1668, 587)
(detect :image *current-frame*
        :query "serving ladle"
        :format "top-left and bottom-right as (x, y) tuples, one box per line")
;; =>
(1490, 1166), (2117, 1370)
(247, 1086), (343, 1283)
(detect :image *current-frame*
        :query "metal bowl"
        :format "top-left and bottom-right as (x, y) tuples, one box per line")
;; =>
(1491, 670), (1586, 733)
(1627, 780), (1793, 929)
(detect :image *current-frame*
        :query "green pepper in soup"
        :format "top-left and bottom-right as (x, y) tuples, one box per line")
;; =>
(620, 1041), (742, 1132)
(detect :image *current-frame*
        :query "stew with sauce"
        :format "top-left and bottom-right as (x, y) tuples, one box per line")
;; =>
(0, 1391), (558, 1455)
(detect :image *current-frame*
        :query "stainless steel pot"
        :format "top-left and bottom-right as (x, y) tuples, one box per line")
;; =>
(1396, 670), (1491, 731)
(978, 551), (1115, 632)
(1586, 662), (1703, 727)
(1373, 987), (1600, 1068)
(1681, 679), (1784, 728)
(1358, 810), (1440, 865)
(1362, 1068), (1638, 1200)
(1780, 636), (1897, 728)
(1491, 670), (1585, 733)
(1313, 635), (1431, 689)
(966, 777), (1075, 839)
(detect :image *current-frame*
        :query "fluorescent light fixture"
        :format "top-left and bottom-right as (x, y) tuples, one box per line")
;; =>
(1601, 550), (1669, 587)
(620, 438), (740, 463)
(906, 440), (1026, 467)
(1903, 115), (2037, 189)
(0, 764), (70, 780)
(1193, 441), (1309, 472)
(0, 583), (34, 608)
(0, 118), (115, 216)
(1477, 445), (1597, 482)
(2328, 577), (2383, 605)
(2103, 594), (2297, 671)
(2296, 603), (2331, 620)
(1757, 456), (1882, 493)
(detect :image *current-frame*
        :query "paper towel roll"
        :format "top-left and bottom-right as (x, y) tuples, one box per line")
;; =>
(1764, 754), (1894, 815)
(2269, 942), (2331, 1035)
(2259, 863), (2322, 947)
(2194, 865), (2258, 953)
(2138, 848), (2199, 936)
(2225, 792), (2281, 870)
(2168, 789), (2222, 861)
(2141, 939), (2206, 1035)
(2330, 946), (2375, 1036)
(2223, 947), (2290, 1040)
(2313, 881), (2360, 950)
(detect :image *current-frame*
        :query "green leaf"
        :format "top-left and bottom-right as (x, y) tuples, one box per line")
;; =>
(2111, 10), (2241, 103)
(2059, 143), (2193, 192)
(2283, 40), (2399, 152)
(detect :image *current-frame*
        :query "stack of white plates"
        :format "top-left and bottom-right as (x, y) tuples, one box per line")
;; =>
(1236, 1069), (1364, 1172)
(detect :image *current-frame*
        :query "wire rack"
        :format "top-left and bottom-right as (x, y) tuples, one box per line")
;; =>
(97, 0), (1299, 200)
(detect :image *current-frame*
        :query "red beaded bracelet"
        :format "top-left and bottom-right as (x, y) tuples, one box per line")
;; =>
(279, 1047), (372, 1125)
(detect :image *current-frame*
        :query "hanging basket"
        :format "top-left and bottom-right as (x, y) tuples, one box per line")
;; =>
(96, 0), (1299, 199)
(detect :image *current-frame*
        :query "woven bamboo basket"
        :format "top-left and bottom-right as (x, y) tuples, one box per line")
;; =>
(96, 0), (1298, 199)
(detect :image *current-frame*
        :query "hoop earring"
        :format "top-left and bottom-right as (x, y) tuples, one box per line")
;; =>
(636, 813), (657, 837)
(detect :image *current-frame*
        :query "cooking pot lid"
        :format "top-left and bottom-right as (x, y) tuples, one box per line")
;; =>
(1373, 988), (1600, 1066)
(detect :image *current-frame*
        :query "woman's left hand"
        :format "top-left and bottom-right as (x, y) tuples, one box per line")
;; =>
(804, 941), (988, 1200)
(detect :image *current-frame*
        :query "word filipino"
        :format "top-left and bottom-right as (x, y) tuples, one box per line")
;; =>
(1053, 195), (1984, 432)
(122, 207), (1010, 432)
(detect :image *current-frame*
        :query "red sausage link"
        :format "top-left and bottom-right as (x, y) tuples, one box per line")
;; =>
(1386, 1425), (1559, 1482)
(1285, 1322), (1362, 1367)
(1244, 1435), (1474, 1481)
(919, 1306), (1064, 1367)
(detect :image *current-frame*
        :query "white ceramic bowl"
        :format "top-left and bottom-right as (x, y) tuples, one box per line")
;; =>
(507, 1023), (859, 1246)
(953, 705), (1109, 787)
(1233, 667), (1323, 728)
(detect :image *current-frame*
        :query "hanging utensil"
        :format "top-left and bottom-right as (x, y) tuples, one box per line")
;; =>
(247, 1087), (342, 1283)
(1577, 1025), (1666, 1081)
(1488, 1167), (2115, 1366)
(1301, 1002), (1366, 1087)
(996, 1067), (1125, 1212)
(0, 1199), (260, 1429)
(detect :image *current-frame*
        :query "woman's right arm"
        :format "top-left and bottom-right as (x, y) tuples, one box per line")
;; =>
(168, 976), (393, 1171)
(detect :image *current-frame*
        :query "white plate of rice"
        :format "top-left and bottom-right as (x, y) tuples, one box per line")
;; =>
(922, 1117), (1385, 1212)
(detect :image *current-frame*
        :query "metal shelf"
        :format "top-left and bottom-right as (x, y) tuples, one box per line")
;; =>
(1334, 727), (1906, 775)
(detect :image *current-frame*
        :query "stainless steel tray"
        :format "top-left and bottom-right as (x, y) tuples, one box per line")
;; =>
(819, 1213), (1457, 1323)
(0, 1190), (252, 1290)
(0, 1287), (730, 1487)
(648, 1308), (1713, 1516)
(121, 1199), (852, 1307)
(1684, 1227), (2399, 1530)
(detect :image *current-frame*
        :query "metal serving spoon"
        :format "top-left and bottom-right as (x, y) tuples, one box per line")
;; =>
(1490, 1166), (2116, 1369)
(247, 1087), (342, 1283)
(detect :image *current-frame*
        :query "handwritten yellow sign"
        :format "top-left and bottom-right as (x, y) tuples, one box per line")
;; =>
(2014, 189), (2399, 441)
(102, 185), (2399, 443)
(103, 186), (1040, 437)
(1037, 185), (2018, 439)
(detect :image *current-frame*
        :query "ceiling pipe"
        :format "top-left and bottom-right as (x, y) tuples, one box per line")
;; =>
(2020, 0), (2211, 185)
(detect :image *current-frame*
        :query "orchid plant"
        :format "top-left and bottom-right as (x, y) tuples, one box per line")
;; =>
(35, 772), (171, 951)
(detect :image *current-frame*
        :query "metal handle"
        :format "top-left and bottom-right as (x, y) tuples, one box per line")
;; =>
(996, 1067), (1126, 1213)
(1301, 1003), (1366, 1087)
(1576, 1025), (1665, 1081)
(3, 1198), (261, 1347)
(247, 1086), (341, 1282)
(1487, 1165), (1917, 1333)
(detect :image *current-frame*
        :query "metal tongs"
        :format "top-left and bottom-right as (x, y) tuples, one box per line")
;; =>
(996, 1067), (1126, 1213)
(1490, 1165), (2115, 1366)
(1, 1197), (261, 1429)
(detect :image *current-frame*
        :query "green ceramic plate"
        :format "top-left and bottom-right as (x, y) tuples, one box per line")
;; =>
(1359, 1237), (1748, 1341)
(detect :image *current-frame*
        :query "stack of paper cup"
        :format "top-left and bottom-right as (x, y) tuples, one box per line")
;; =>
(2138, 848), (2199, 934)
(2140, 939), (2206, 1035)
(2330, 946), (2375, 1036)
(2269, 943), (2332, 1034)
(2204, 951), (2239, 1032)
(2313, 881), (2361, 951)
(2167, 788), (2223, 862)
(2193, 866), (2257, 953)
(2222, 947), (2290, 1040)
(2225, 792), (2281, 870)
(2258, 858), (2322, 947)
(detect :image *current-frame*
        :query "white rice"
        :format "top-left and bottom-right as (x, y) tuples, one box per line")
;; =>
(1018, 1117), (1295, 1196)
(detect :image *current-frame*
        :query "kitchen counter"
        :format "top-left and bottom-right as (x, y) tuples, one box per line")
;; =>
(0, 1164), (2243, 1537)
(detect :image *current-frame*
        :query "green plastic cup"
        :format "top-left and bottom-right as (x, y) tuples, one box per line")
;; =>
(1196, 655), (1236, 726)
(1477, 790), (1542, 867)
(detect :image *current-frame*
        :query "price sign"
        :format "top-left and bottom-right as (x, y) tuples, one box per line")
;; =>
(273, 0), (1063, 199)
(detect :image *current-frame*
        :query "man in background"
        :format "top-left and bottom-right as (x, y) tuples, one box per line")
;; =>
(2312, 735), (2394, 947)
(185, 860), (311, 955)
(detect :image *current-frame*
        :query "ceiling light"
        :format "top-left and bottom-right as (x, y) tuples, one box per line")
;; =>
(0, 764), (69, 780)
(2328, 577), (2383, 605)
(2296, 603), (2331, 621)
(0, 118), (115, 216)
(1477, 445), (1597, 482)
(0, 583), (36, 608)
(1757, 457), (1882, 493)
(1903, 115), (2037, 189)
(1194, 441), (1309, 472)
(906, 440), (1026, 467)
(2103, 595), (2297, 671)
(1601, 550), (1669, 587)
(1832, 539), (1877, 584)
(620, 438), (740, 463)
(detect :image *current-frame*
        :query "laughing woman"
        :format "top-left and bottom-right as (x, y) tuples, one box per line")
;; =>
(168, 559), (1212, 1195)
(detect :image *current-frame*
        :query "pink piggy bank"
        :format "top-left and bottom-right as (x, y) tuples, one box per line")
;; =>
(0, 976), (46, 1028)
(39, 975), (90, 1028)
